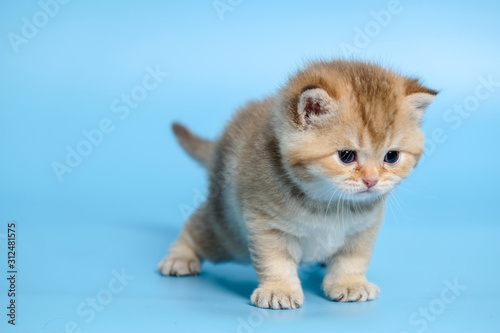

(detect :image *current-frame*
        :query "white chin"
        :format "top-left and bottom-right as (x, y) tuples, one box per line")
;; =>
(349, 190), (381, 202)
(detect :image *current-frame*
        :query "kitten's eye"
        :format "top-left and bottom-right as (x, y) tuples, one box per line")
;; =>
(339, 150), (357, 164)
(384, 151), (400, 164)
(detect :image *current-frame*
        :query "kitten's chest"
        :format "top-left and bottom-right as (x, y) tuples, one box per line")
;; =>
(283, 209), (374, 262)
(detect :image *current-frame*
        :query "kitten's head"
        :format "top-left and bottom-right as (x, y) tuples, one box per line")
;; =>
(273, 60), (437, 203)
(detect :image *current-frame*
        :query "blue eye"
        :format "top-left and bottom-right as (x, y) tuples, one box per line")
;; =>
(384, 151), (399, 164)
(339, 150), (356, 164)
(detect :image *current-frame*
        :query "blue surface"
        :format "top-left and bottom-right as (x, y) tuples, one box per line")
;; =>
(1, 0), (500, 332)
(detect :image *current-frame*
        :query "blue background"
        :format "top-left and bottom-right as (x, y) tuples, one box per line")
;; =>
(1, 0), (500, 332)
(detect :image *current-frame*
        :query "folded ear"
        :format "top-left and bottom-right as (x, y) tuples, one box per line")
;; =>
(405, 92), (437, 122)
(297, 88), (338, 127)
(405, 79), (438, 122)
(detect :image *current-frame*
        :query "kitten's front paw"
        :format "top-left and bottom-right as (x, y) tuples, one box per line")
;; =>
(325, 279), (379, 302)
(250, 285), (304, 309)
(157, 255), (201, 277)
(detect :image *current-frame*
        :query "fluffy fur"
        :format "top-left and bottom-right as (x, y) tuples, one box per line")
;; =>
(158, 60), (437, 309)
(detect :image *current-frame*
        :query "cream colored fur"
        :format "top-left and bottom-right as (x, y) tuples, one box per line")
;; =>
(158, 60), (437, 309)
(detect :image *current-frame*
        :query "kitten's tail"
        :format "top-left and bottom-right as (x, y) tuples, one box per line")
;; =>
(172, 123), (214, 168)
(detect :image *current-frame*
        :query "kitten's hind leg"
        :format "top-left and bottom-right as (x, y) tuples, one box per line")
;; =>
(158, 233), (201, 276)
(158, 210), (204, 277)
(158, 203), (237, 276)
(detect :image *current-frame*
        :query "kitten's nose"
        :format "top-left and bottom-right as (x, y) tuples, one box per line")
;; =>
(362, 179), (378, 189)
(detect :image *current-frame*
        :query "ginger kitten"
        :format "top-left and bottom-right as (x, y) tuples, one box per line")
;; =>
(158, 60), (437, 309)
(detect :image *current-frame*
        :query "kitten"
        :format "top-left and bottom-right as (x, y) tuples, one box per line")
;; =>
(158, 60), (437, 309)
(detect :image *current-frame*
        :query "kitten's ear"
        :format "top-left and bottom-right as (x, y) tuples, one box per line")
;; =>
(297, 88), (338, 127)
(405, 80), (438, 122)
(406, 92), (437, 112)
(405, 92), (437, 122)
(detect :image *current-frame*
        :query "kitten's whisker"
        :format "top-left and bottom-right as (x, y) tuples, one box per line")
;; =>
(324, 187), (341, 218)
(341, 191), (346, 229)
(318, 185), (335, 198)
(394, 184), (414, 193)
(355, 199), (362, 215)
(336, 191), (343, 226)
(394, 184), (439, 201)
(390, 192), (407, 220)
(387, 194), (399, 223)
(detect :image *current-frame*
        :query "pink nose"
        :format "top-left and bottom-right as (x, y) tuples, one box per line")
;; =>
(363, 179), (378, 189)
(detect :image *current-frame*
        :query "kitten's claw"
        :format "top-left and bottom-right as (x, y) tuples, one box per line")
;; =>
(158, 256), (201, 276)
(250, 285), (303, 309)
(325, 279), (379, 302)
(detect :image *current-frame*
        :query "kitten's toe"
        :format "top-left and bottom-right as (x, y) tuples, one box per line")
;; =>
(250, 285), (303, 310)
(158, 255), (201, 276)
(325, 279), (379, 302)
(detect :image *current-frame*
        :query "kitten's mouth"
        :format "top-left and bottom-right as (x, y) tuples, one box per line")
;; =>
(357, 189), (377, 196)
(353, 189), (382, 201)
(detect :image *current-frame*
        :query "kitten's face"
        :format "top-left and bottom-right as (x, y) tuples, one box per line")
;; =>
(275, 62), (437, 203)
(295, 111), (425, 202)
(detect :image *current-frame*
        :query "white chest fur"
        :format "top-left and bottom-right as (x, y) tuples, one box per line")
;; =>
(277, 206), (377, 263)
